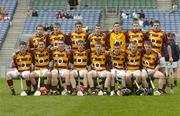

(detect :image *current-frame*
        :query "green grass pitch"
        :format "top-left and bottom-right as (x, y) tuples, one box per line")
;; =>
(1, 79), (180, 116)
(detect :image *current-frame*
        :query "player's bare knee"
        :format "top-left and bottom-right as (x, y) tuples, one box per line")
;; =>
(64, 71), (70, 77)
(6, 72), (12, 80)
(46, 71), (51, 78)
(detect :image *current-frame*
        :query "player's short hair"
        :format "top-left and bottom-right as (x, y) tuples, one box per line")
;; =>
(144, 41), (152, 46)
(132, 21), (139, 26)
(130, 41), (138, 46)
(54, 22), (61, 27)
(38, 40), (45, 44)
(19, 41), (27, 46)
(36, 24), (44, 30)
(153, 20), (160, 25)
(75, 21), (83, 26)
(95, 23), (101, 27)
(55, 40), (64, 45)
(167, 32), (175, 37)
(113, 22), (120, 26)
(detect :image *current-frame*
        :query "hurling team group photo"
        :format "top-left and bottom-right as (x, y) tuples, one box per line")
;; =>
(6, 19), (180, 97)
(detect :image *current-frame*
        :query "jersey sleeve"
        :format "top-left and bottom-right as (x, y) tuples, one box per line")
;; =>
(66, 32), (72, 46)
(85, 33), (90, 50)
(11, 52), (17, 68)
(28, 36), (34, 49)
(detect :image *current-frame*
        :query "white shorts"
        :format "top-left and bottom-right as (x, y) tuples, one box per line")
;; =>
(6, 70), (30, 79)
(73, 70), (87, 77)
(177, 60), (180, 67)
(160, 57), (166, 68)
(91, 70), (110, 78)
(33, 69), (49, 77)
(51, 69), (69, 78)
(111, 69), (125, 78)
(126, 70), (141, 78)
(165, 62), (178, 68)
(142, 69), (153, 75)
(141, 69), (164, 79)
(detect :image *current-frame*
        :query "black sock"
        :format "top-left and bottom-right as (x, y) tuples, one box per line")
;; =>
(26, 80), (31, 91)
(110, 86), (115, 91)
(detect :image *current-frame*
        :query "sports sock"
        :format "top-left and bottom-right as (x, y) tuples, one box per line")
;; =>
(110, 86), (115, 91)
(67, 85), (71, 91)
(26, 80), (31, 91)
(51, 86), (57, 91)
(45, 84), (51, 91)
(32, 84), (37, 91)
(7, 80), (14, 92)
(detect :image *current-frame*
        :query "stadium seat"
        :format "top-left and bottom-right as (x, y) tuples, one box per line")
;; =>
(22, 9), (101, 37)
(122, 9), (180, 32)
(0, 0), (17, 48)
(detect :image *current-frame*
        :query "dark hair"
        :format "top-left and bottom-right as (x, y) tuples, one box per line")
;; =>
(75, 21), (83, 26)
(19, 41), (27, 46)
(36, 24), (44, 30)
(113, 22), (120, 26)
(54, 22), (61, 27)
(95, 23), (101, 27)
(153, 20), (160, 25)
(167, 32), (175, 37)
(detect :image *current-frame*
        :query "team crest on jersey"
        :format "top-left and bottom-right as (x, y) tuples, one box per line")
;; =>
(145, 61), (150, 65)
(38, 58), (44, 64)
(76, 58), (82, 64)
(94, 62), (100, 68)
(21, 62), (26, 67)
(129, 58), (135, 63)
(58, 58), (63, 64)
(134, 39), (139, 43)
(113, 62), (118, 67)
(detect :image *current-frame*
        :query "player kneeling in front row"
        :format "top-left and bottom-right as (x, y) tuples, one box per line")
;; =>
(6, 41), (32, 96)
(51, 41), (71, 95)
(30, 41), (51, 96)
(141, 41), (166, 95)
(69, 40), (90, 96)
(88, 41), (111, 95)
(125, 42), (143, 95)
(109, 42), (126, 96)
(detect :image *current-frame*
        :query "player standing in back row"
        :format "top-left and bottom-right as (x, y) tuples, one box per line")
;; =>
(126, 22), (145, 52)
(67, 21), (89, 51)
(28, 24), (48, 50)
(107, 22), (126, 52)
(47, 22), (69, 50)
(88, 24), (107, 53)
(145, 20), (167, 71)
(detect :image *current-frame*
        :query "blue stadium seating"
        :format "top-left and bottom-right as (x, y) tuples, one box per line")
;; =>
(22, 10), (101, 37)
(122, 9), (180, 33)
(0, 0), (17, 48)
